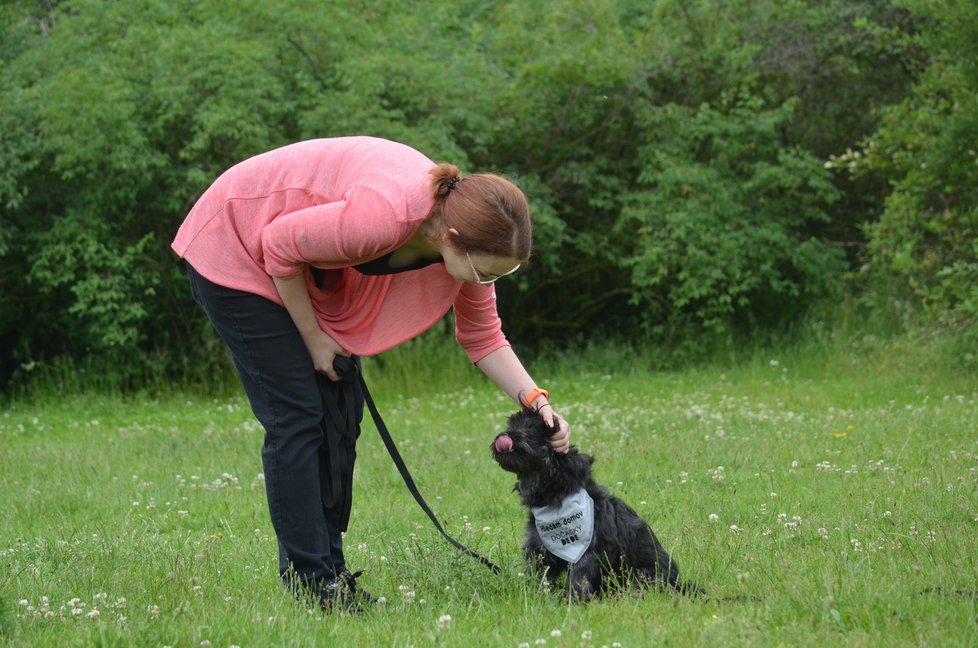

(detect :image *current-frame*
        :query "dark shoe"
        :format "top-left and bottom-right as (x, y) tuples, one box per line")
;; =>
(317, 577), (360, 615)
(338, 569), (378, 605)
(319, 569), (377, 614)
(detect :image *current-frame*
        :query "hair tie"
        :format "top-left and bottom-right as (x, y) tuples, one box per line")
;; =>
(446, 176), (461, 192)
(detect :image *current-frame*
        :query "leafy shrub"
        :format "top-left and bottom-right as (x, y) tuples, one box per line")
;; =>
(831, 0), (978, 345)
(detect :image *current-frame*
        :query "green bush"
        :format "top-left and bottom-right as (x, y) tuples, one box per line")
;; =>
(831, 0), (978, 347)
(1, 0), (968, 390)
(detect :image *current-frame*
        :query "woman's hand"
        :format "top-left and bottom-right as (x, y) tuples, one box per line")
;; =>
(538, 401), (570, 453)
(272, 274), (350, 381)
(472, 346), (572, 453)
(304, 329), (351, 381)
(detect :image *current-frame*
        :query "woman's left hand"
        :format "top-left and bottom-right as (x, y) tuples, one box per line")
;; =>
(540, 404), (570, 453)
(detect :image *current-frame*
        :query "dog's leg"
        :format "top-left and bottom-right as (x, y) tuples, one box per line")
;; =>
(567, 553), (601, 602)
(524, 543), (567, 593)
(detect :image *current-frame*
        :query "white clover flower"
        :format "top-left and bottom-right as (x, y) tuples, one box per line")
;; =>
(437, 614), (452, 630)
(708, 514), (719, 523)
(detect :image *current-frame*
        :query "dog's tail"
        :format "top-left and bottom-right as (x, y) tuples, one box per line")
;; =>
(659, 549), (707, 596)
(673, 577), (707, 597)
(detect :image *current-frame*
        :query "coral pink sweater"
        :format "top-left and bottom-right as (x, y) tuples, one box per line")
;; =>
(171, 137), (508, 363)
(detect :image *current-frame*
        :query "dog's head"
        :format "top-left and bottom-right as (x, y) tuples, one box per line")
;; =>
(491, 408), (563, 476)
(491, 408), (593, 504)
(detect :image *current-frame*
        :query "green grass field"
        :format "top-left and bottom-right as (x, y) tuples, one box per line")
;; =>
(2, 336), (977, 647)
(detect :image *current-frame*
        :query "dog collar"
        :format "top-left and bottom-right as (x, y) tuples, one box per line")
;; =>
(531, 487), (595, 564)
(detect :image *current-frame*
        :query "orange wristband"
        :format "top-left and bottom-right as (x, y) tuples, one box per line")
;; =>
(521, 387), (550, 408)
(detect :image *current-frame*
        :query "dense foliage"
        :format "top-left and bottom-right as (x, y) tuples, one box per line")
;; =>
(0, 0), (969, 389)
(831, 0), (978, 349)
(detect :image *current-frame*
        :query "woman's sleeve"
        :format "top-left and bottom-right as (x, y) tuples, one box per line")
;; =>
(453, 283), (510, 364)
(260, 185), (400, 277)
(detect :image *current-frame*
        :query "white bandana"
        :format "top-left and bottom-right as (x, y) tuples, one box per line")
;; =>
(531, 487), (595, 564)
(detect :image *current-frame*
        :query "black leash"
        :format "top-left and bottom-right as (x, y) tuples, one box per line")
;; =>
(332, 357), (501, 574)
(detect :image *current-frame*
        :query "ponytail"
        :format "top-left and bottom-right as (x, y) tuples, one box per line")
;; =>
(430, 163), (462, 199)
(426, 164), (532, 261)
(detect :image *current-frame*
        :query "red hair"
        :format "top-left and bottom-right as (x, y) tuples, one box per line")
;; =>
(428, 163), (532, 261)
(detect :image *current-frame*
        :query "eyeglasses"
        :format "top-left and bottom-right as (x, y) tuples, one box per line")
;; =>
(465, 251), (521, 285)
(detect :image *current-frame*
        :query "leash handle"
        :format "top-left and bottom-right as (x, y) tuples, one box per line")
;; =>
(334, 358), (501, 574)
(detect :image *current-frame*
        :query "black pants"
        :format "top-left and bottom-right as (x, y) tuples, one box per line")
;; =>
(186, 263), (363, 585)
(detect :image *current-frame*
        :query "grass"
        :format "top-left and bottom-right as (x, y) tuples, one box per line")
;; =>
(1, 334), (977, 647)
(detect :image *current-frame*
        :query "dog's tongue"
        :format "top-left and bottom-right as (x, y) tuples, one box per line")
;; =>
(494, 434), (513, 453)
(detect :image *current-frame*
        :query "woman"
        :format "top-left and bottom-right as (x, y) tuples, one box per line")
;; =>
(172, 136), (569, 611)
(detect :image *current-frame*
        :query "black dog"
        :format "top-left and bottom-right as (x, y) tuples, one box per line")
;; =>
(491, 408), (702, 600)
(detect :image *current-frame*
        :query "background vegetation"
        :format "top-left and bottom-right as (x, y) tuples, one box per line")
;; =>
(2, 3), (976, 645)
(1, 0), (975, 393)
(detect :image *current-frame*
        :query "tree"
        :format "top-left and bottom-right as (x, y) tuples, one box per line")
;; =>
(832, 0), (978, 347)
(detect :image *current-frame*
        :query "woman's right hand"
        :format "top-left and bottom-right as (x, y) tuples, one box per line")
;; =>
(272, 274), (351, 381)
(304, 329), (351, 381)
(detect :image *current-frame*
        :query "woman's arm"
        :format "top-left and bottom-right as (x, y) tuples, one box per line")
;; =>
(273, 274), (350, 381)
(475, 345), (570, 452)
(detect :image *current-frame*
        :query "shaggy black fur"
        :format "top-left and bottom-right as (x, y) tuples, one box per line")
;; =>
(491, 408), (703, 600)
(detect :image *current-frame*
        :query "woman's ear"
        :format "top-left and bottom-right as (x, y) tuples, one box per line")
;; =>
(442, 227), (466, 249)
